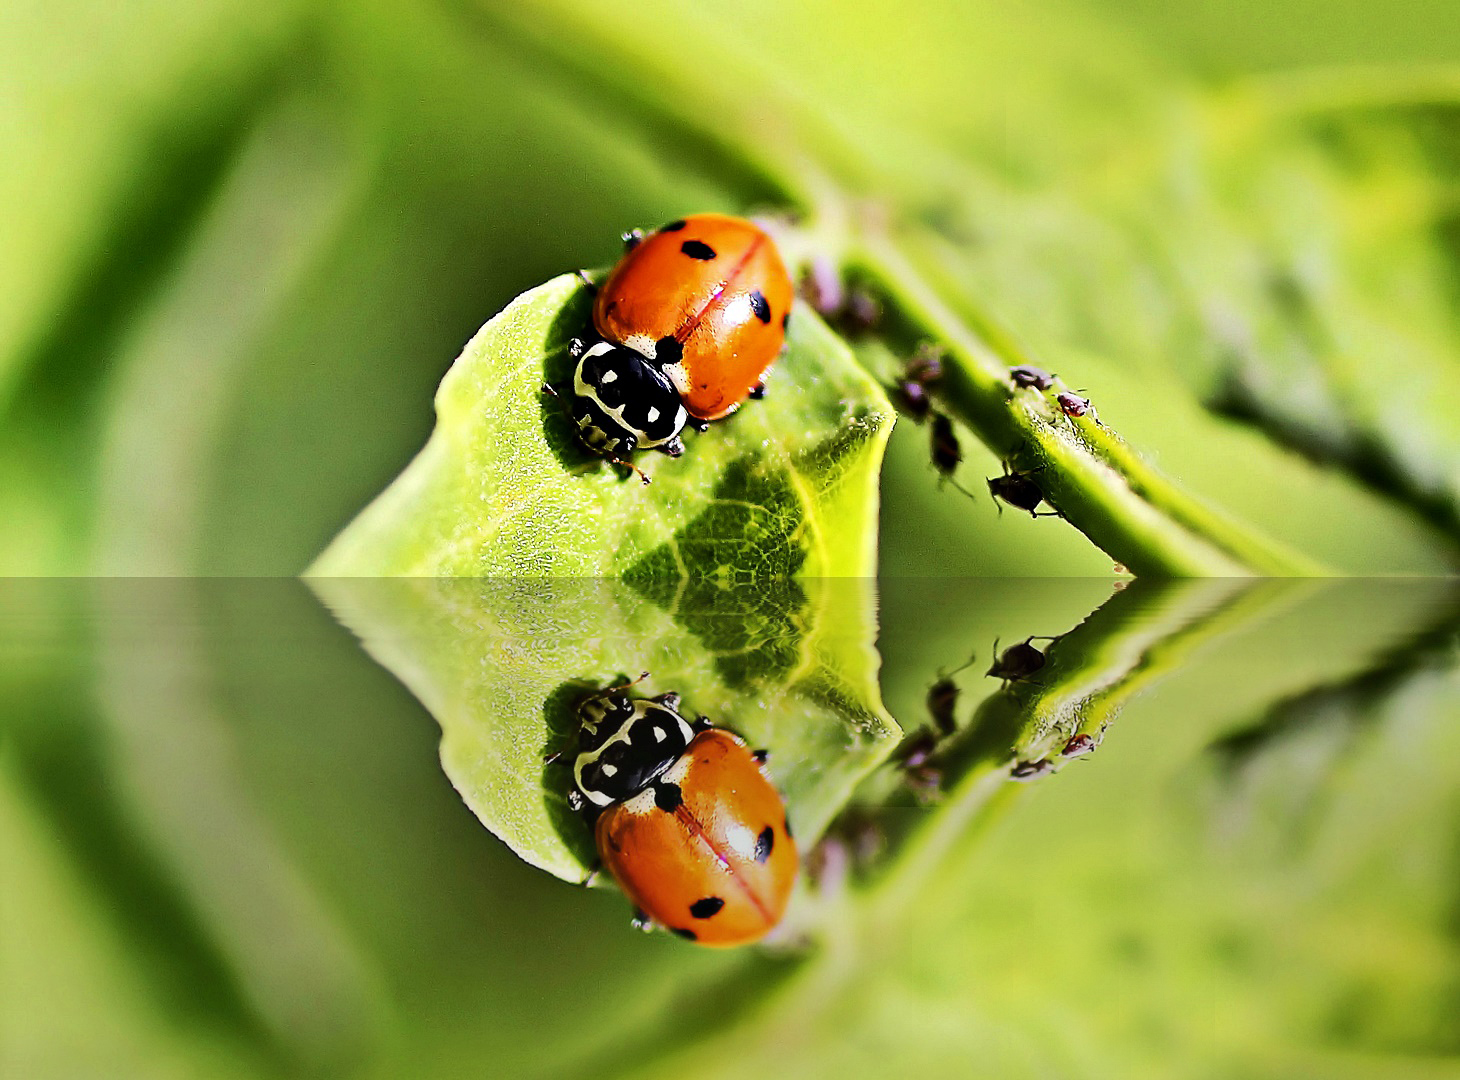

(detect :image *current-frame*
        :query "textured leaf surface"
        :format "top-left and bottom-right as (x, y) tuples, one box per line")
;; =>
(310, 274), (893, 578)
(312, 576), (899, 882)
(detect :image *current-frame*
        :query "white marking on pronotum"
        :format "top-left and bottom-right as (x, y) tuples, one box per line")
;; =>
(573, 349), (684, 449)
(600, 368), (618, 384)
(646, 406), (660, 423)
(601, 763), (618, 777)
(654, 727), (667, 742)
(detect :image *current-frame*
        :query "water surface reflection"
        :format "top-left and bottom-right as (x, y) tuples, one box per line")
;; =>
(1, 578), (1457, 1078)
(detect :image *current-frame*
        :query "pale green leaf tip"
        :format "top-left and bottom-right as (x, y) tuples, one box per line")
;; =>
(307, 273), (895, 581)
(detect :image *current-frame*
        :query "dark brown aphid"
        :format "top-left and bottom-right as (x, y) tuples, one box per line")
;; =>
(1010, 365), (1056, 391)
(1062, 733), (1098, 758)
(930, 412), (962, 475)
(894, 346), (946, 422)
(926, 676), (960, 735)
(897, 380), (932, 420)
(987, 636), (1049, 685)
(1057, 392), (1093, 419)
(1010, 759), (1054, 782)
(987, 465), (1058, 518)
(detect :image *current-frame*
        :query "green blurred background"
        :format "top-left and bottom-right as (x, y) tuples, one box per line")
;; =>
(7, 0), (1460, 577)
(5, 2), (1460, 1078)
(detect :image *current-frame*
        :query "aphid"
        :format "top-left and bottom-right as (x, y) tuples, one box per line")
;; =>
(1062, 733), (1098, 758)
(1009, 758), (1055, 782)
(987, 464), (1058, 518)
(569, 680), (797, 947)
(894, 346), (945, 421)
(1009, 365), (1056, 391)
(1057, 392), (1094, 420)
(986, 636), (1050, 686)
(930, 412), (963, 476)
(926, 676), (960, 735)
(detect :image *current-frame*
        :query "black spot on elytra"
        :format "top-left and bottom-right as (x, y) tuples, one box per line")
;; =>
(690, 896), (725, 919)
(749, 289), (771, 323)
(659, 219), (687, 232)
(672, 926), (697, 941)
(754, 826), (774, 864)
(655, 336), (684, 365)
(653, 782), (683, 812)
(681, 240), (717, 260)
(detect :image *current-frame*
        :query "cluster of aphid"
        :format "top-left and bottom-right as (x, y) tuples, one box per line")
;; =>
(897, 634), (1104, 797)
(888, 354), (1103, 520)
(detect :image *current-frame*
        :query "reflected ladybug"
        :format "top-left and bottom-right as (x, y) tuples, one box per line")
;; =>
(594, 214), (794, 421)
(568, 682), (798, 947)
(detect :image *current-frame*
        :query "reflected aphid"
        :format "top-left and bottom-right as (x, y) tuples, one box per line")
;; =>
(1009, 364), (1057, 391)
(1062, 733), (1098, 758)
(987, 636), (1052, 686)
(1010, 758), (1055, 781)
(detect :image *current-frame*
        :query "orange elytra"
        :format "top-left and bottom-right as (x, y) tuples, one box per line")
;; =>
(593, 213), (795, 421)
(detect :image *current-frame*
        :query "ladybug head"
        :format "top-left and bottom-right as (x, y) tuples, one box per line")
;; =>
(577, 689), (633, 747)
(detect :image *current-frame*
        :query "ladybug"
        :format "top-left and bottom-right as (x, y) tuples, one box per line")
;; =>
(568, 682), (798, 947)
(594, 214), (795, 422)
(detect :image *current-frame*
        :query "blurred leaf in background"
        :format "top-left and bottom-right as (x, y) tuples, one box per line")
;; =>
(4, 0), (1460, 576)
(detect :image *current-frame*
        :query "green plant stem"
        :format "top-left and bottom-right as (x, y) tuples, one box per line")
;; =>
(846, 225), (1328, 576)
(864, 578), (1289, 920)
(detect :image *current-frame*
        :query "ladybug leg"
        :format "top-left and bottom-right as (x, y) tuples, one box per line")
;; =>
(605, 451), (651, 485)
(691, 714), (714, 733)
(568, 336), (589, 360)
(577, 862), (602, 887)
(687, 417), (710, 434)
(621, 228), (645, 251)
(652, 691), (682, 711)
(600, 671), (651, 695)
(748, 380), (767, 400)
(752, 748), (769, 765)
(567, 788), (584, 813)
(574, 269), (599, 294)
(660, 435), (685, 458)
(630, 909), (654, 933)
